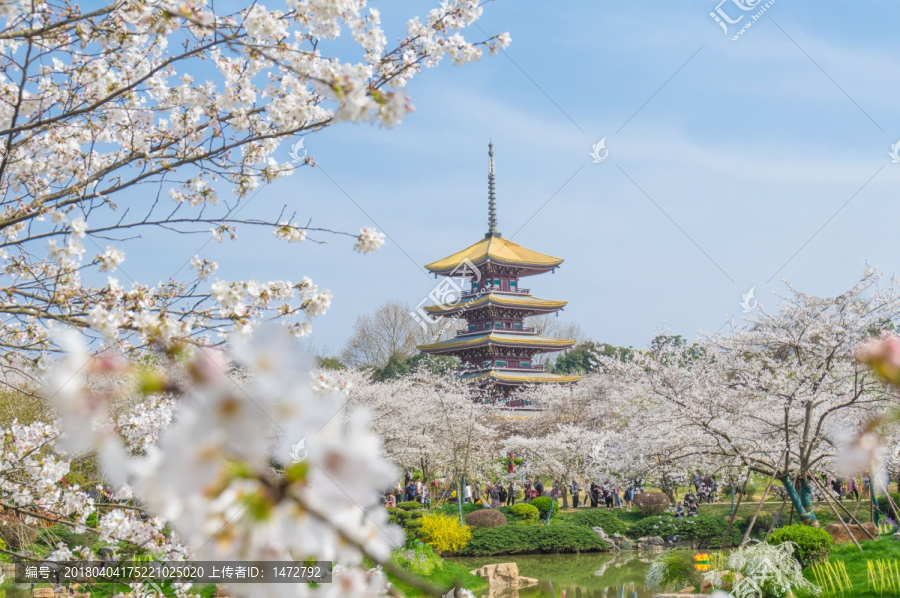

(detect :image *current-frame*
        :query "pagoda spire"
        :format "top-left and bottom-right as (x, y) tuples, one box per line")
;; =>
(486, 142), (501, 238)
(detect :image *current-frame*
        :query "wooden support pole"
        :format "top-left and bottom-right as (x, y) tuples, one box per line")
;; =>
(741, 463), (781, 546)
(763, 497), (788, 543)
(813, 473), (875, 540)
(810, 476), (862, 551)
(721, 466), (752, 551)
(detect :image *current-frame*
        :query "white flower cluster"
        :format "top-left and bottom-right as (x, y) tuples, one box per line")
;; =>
(45, 327), (403, 597)
(353, 227), (386, 254)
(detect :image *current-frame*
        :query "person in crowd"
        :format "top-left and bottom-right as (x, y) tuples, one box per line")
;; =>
(550, 481), (560, 501)
(693, 470), (701, 492)
(590, 482), (599, 509)
(499, 482), (508, 506)
(613, 484), (621, 508)
(415, 478), (423, 502)
(492, 481), (502, 508)
(683, 490), (697, 508)
(623, 483), (634, 511)
(405, 479), (416, 502)
(463, 483), (473, 504)
(863, 475), (871, 499)
(675, 503), (685, 518)
(385, 492), (396, 508)
(526, 485), (539, 501)
(571, 480), (580, 508)
(604, 486), (614, 510)
(534, 478), (544, 497)
(687, 500), (698, 517)
(709, 475), (719, 502)
(507, 480), (516, 506)
(698, 481), (709, 504)
(404, 469), (412, 486)
(848, 476), (860, 502)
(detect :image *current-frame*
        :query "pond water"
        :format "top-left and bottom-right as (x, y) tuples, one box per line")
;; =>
(450, 553), (656, 598)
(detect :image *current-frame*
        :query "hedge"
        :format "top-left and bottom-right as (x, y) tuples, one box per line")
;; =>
(439, 503), (483, 517)
(455, 523), (609, 556)
(567, 510), (627, 535)
(876, 492), (900, 518)
(396, 501), (426, 511)
(767, 524), (834, 566)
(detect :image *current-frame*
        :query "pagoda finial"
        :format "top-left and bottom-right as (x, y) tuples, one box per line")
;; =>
(486, 142), (500, 238)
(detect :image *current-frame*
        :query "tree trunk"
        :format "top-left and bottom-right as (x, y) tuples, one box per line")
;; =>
(781, 476), (818, 526)
(561, 487), (569, 509)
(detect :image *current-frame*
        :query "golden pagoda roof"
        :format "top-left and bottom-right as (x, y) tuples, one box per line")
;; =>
(424, 236), (563, 274)
(423, 293), (567, 314)
(417, 332), (576, 353)
(460, 369), (583, 384)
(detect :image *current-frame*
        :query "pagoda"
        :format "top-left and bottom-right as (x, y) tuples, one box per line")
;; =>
(416, 144), (581, 407)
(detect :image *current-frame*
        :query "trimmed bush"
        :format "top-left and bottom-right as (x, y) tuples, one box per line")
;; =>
(531, 496), (560, 519)
(504, 503), (540, 522)
(633, 491), (670, 517)
(396, 500), (425, 511)
(465, 509), (507, 529)
(767, 524), (834, 566)
(568, 509), (627, 535)
(457, 523), (609, 556)
(420, 513), (472, 553)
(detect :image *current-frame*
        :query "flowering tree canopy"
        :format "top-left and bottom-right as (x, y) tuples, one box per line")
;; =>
(601, 269), (900, 524)
(0, 0), (509, 361)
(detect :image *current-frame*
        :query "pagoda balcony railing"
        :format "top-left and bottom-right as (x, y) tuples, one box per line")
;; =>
(468, 363), (546, 372)
(456, 326), (535, 337)
(461, 287), (530, 298)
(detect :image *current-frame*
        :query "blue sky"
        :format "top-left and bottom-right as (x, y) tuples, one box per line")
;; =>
(126, 0), (900, 355)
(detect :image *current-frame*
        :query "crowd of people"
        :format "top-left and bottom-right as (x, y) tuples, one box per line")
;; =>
(380, 467), (884, 520)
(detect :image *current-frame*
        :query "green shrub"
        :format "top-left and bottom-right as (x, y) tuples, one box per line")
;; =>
(530, 497), (560, 519)
(465, 509), (507, 529)
(396, 500), (425, 511)
(875, 492), (900, 517)
(645, 549), (701, 592)
(457, 523), (608, 556)
(633, 491), (670, 517)
(85, 512), (99, 528)
(503, 503), (539, 522)
(767, 524), (834, 566)
(568, 510), (626, 535)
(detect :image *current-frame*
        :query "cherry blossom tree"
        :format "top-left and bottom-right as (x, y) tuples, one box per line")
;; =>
(602, 269), (900, 525)
(0, 0), (509, 363)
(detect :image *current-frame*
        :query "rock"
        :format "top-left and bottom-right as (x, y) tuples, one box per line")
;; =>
(648, 536), (665, 546)
(700, 579), (713, 594)
(32, 589), (54, 598)
(469, 563), (539, 588)
(894, 532), (900, 541)
(678, 587), (694, 594)
(824, 522), (877, 543)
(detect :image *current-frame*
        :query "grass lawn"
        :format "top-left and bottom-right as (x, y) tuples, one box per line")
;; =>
(796, 538), (900, 598)
(382, 558), (487, 597)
